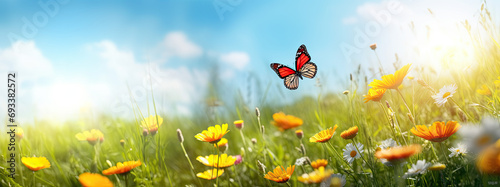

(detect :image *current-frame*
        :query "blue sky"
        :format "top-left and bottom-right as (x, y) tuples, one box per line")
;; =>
(0, 0), (498, 123)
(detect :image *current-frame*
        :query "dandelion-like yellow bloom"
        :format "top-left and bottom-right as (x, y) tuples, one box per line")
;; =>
(410, 121), (461, 142)
(197, 169), (224, 180)
(340, 126), (359, 140)
(214, 138), (228, 148)
(264, 165), (295, 183)
(271, 112), (303, 131)
(298, 166), (334, 184)
(16, 128), (24, 139)
(21, 157), (51, 171)
(363, 88), (386, 103)
(79, 173), (114, 187)
(141, 115), (163, 134)
(477, 139), (500, 175)
(375, 144), (421, 161)
(195, 124), (229, 143)
(368, 63), (412, 89)
(311, 159), (328, 169)
(196, 154), (236, 168)
(76, 129), (104, 145)
(102, 160), (141, 175)
(310, 125), (338, 143)
(477, 84), (492, 96)
(428, 163), (446, 171)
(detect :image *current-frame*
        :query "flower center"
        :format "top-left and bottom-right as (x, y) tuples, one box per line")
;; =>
(456, 149), (460, 153)
(478, 135), (491, 146)
(350, 150), (357, 157)
(442, 92), (451, 98)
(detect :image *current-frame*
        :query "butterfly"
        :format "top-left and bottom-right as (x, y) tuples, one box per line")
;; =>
(270, 44), (317, 90)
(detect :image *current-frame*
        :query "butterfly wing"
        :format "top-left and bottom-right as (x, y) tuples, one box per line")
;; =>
(270, 63), (296, 79)
(295, 44), (311, 70)
(300, 62), (317, 79)
(284, 74), (300, 90)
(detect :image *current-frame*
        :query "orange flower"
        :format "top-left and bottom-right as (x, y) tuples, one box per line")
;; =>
(310, 125), (338, 143)
(298, 166), (334, 184)
(363, 88), (386, 103)
(477, 84), (492, 96)
(79, 173), (113, 187)
(141, 115), (163, 135)
(194, 124), (229, 143)
(21, 157), (50, 171)
(310, 159), (328, 169)
(410, 121), (461, 142)
(340, 126), (359, 140)
(197, 169), (224, 180)
(368, 63), (412, 89)
(264, 165), (295, 183)
(271, 112), (303, 131)
(102, 160), (141, 175)
(375, 144), (421, 161)
(477, 139), (500, 175)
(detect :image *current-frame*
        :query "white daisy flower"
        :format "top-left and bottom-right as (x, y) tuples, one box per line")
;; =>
(459, 117), (500, 153)
(377, 138), (398, 151)
(295, 157), (308, 166)
(431, 84), (457, 107)
(448, 143), (468, 157)
(320, 173), (346, 187)
(343, 143), (363, 164)
(403, 160), (431, 179)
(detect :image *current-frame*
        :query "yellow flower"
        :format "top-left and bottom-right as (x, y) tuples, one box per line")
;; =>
(477, 84), (492, 96)
(428, 163), (446, 171)
(102, 160), (141, 175)
(196, 154), (236, 168)
(234, 120), (244, 129)
(197, 169), (224, 180)
(214, 138), (228, 148)
(141, 115), (163, 134)
(363, 88), (386, 103)
(477, 139), (500, 176)
(311, 159), (328, 169)
(21, 157), (50, 171)
(411, 121), (461, 142)
(375, 144), (421, 162)
(195, 124), (229, 143)
(407, 76), (414, 80)
(271, 112), (303, 131)
(368, 63), (412, 89)
(76, 129), (104, 145)
(79, 173), (114, 187)
(298, 166), (334, 184)
(264, 165), (295, 183)
(310, 125), (338, 143)
(340, 126), (359, 140)
(16, 128), (24, 139)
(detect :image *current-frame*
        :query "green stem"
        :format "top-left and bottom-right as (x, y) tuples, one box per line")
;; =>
(216, 146), (220, 187)
(396, 89), (417, 129)
(125, 174), (129, 187)
(450, 98), (474, 122)
(180, 143), (202, 186)
(33, 171), (36, 187)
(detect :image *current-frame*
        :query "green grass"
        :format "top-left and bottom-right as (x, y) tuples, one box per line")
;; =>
(2, 5), (500, 187)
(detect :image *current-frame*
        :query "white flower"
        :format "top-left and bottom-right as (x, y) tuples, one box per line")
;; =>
(320, 173), (346, 187)
(343, 143), (363, 164)
(431, 84), (457, 107)
(377, 138), (398, 150)
(403, 160), (431, 179)
(459, 117), (500, 153)
(295, 157), (308, 166)
(448, 143), (468, 157)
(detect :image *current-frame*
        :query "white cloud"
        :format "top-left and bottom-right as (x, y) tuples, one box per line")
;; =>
(0, 41), (53, 81)
(163, 31), (203, 59)
(342, 17), (358, 25)
(220, 52), (250, 70)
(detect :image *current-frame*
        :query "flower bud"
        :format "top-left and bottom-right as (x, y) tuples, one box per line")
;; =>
(240, 147), (245, 157)
(176, 129), (184, 143)
(295, 130), (304, 139)
(370, 43), (377, 50)
(120, 139), (125, 147)
(260, 126), (265, 134)
(234, 155), (242, 165)
(251, 138), (257, 145)
(255, 107), (261, 117)
(343, 90), (349, 95)
(142, 129), (149, 136)
(234, 120), (244, 130)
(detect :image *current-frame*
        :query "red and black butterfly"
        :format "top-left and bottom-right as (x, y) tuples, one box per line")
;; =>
(270, 44), (317, 90)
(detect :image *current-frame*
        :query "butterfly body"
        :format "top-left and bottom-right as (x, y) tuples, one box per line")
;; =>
(270, 44), (317, 90)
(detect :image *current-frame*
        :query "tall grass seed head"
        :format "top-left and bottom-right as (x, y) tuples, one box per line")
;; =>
(255, 107), (260, 117)
(177, 128), (184, 143)
(251, 138), (257, 145)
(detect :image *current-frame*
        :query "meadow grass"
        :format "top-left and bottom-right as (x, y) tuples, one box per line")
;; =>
(2, 5), (500, 187)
